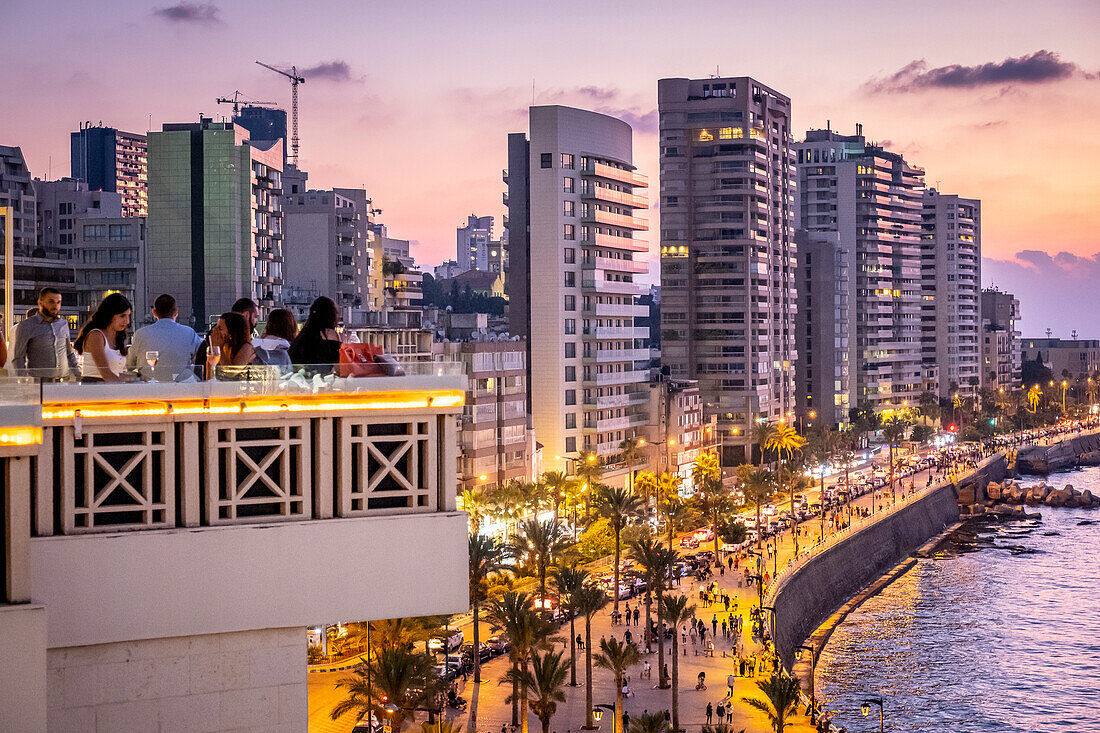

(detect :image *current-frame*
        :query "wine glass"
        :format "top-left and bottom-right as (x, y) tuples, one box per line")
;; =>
(145, 350), (159, 381)
(207, 344), (221, 379)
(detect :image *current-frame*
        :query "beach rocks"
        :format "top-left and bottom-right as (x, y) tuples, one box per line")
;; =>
(1078, 451), (1100, 466)
(986, 482), (1003, 501)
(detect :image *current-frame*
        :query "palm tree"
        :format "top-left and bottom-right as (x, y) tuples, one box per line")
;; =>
(629, 536), (678, 669)
(700, 726), (746, 733)
(659, 594), (696, 733)
(657, 472), (684, 545)
(881, 414), (910, 503)
(635, 470), (659, 507)
(742, 674), (802, 733)
(542, 470), (571, 524)
(777, 465), (810, 556)
(461, 487), (490, 533)
(368, 616), (448, 652)
(469, 535), (511, 684)
(486, 592), (555, 730)
(511, 517), (567, 605)
(736, 464), (774, 549)
(575, 452), (603, 520)
(629, 713), (671, 733)
(574, 583), (609, 730)
(694, 456), (731, 564)
(420, 722), (463, 733)
(805, 425), (834, 540)
(594, 485), (644, 616)
(766, 424), (806, 464)
(551, 564), (588, 686)
(594, 637), (641, 733)
(620, 437), (643, 494)
(504, 648), (572, 733)
(330, 647), (440, 731)
(751, 421), (775, 465)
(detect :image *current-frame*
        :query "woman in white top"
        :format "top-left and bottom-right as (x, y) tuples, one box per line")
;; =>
(74, 293), (131, 383)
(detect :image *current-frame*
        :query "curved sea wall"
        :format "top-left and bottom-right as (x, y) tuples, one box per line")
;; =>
(1015, 430), (1100, 474)
(771, 454), (1010, 670)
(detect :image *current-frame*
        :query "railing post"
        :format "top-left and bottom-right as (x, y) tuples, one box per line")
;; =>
(314, 417), (334, 519)
(179, 421), (201, 527)
(34, 428), (54, 536)
(3, 455), (33, 603)
(438, 414), (457, 512)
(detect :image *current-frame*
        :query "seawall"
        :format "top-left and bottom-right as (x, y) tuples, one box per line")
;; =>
(770, 482), (959, 670)
(770, 451), (1011, 671)
(1016, 429), (1100, 474)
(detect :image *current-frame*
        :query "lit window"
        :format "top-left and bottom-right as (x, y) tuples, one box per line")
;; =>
(698, 129), (714, 142)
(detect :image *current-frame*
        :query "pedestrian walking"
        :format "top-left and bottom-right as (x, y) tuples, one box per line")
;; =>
(633, 608), (640, 626)
(716, 702), (725, 722)
(576, 633), (584, 650)
(705, 703), (713, 724)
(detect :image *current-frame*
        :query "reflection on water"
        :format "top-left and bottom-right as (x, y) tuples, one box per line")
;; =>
(816, 467), (1100, 733)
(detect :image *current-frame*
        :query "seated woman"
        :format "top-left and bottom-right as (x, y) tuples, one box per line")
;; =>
(75, 293), (132, 383)
(207, 312), (255, 379)
(288, 296), (341, 372)
(253, 307), (297, 370)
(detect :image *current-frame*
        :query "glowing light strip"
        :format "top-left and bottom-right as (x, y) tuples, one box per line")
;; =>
(40, 391), (464, 421)
(0, 426), (43, 446)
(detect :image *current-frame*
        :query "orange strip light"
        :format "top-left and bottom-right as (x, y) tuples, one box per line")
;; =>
(0, 426), (43, 446)
(40, 390), (464, 421)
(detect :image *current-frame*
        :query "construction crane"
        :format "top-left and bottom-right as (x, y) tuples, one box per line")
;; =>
(256, 61), (305, 166)
(215, 90), (276, 116)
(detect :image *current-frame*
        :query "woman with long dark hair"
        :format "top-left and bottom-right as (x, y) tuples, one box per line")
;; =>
(288, 296), (341, 368)
(206, 312), (255, 378)
(75, 293), (131, 382)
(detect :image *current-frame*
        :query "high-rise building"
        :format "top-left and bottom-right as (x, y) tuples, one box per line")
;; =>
(434, 260), (464, 280)
(233, 106), (288, 166)
(456, 214), (493, 273)
(0, 145), (38, 257)
(644, 376), (719, 491)
(145, 117), (283, 328)
(657, 77), (797, 462)
(981, 288), (1021, 389)
(284, 188), (373, 315)
(794, 127), (924, 425)
(921, 190), (982, 398)
(506, 105), (650, 471)
(70, 125), (148, 218)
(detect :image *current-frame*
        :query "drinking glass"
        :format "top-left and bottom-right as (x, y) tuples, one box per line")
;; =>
(145, 350), (160, 382)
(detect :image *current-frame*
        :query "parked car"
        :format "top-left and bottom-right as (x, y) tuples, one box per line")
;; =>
(462, 642), (492, 663)
(487, 634), (510, 655)
(679, 535), (699, 548)
(428, 629), (464, 654)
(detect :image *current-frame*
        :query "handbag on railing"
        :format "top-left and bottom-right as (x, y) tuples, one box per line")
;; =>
(337, 343), (385, 377)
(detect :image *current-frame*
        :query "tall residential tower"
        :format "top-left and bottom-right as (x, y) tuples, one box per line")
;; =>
(794, 128), (925, 426)
(70, 125), (148, 218)
(657, 77), (797, 463)
(506, 106), (650, 472)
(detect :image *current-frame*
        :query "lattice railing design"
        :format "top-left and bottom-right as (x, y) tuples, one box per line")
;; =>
(204, 420), (311, 523)
(337, 418), (436, 515)
(60, 424), (174, 533)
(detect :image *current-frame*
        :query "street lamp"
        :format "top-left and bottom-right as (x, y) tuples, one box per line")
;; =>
(861, 697), (884, 733)
(796, 644), (817, 722)
(1062, 380), (1069, 411)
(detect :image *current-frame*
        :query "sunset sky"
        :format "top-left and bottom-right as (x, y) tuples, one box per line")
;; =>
(5, 0), (1099, 335)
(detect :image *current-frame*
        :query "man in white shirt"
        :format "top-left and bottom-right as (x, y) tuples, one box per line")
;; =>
(127, 294), (203, 381)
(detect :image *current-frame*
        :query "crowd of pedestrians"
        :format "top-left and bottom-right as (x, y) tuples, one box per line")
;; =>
(1, 287), (373, 383)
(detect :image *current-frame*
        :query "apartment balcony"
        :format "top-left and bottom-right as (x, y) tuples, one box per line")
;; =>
(583, 302), (649, 318)
(502, 168), (509, 184)
(595, 413), (648, 433)
(584, 256), (649, 275)
(585, 369), (650, 387)
(580, 161), (648, 187)
(585, 347), (651, 364)
(581, 209), (648, 231)
(592, 325), (650, 340)
(581, 232), (648, 252)
(0, 369), (469, 729)
(581, 186), (648, 209)
(581, 279), (644, 296)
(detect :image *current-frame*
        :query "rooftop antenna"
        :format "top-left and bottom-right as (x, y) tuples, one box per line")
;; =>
(256, 61), (305, 165)
(1072, 329), (1078, 340)
(1046, 327), (1053, 338)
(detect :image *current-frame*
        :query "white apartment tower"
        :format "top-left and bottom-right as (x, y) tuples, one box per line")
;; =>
(506, 106), (650, 470)
(921, 190), (982, 398)
(795, 128), (925, 423)
(457, 214), (493, 273)
(657, 77), (797, 464)
(981, 288), (1022, 389)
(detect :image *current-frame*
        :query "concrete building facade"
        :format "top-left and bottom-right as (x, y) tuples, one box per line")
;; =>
(794, 128), (925, 424)
(145, 117), (284, 329)
(506, 105), (650, 469)
(1, 145), (38, 258)
(658, 77), (797, 462)
(283, 188), (372, 316)
(644, 376), (719, 491)
(1021, 338), (1100, 379)
(70, 125), (148, 218)
(981, 288), (1022, 389)
(921, 190), (982, 398)
(34, 179), (122, 259)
